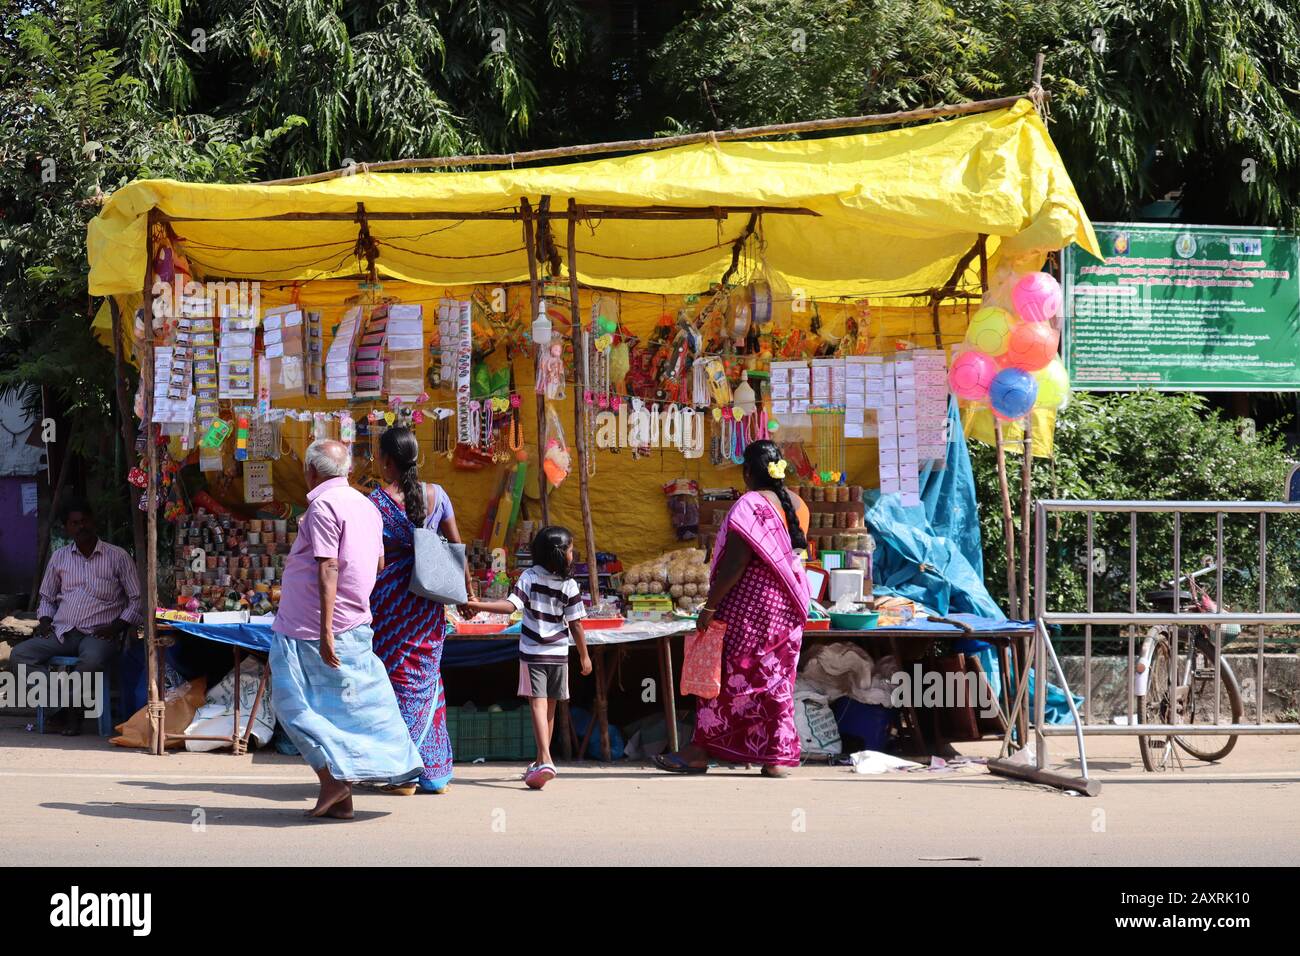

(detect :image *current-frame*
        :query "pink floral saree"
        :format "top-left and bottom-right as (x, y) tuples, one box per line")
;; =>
(693, 492), (811, 767)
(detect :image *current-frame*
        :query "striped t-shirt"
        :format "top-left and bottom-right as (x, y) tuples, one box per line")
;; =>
(507, 566), (586, 663)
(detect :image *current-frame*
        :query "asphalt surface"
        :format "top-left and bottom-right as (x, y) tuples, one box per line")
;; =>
(2, 716), (1297, 866)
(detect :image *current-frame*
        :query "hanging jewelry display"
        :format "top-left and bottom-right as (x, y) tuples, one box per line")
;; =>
(431, 408), (453, 456)
(467, 399), (482, 451)
(508, 393), (524, 456)
(452, 300), (473, 445)
(691, 357), (710, 407)
(580, 328), (597, 477)
(680, 406), (703, 458)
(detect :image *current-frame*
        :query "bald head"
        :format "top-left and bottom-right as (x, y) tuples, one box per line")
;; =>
(304, 439), (350, 489)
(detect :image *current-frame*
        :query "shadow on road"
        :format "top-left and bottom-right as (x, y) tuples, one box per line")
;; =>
(40, 801), (391, 826)
(118, 779), (318, 802)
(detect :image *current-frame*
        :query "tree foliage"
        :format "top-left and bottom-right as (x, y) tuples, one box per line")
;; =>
(971, 392), (1300, 620)
(656, 0), (1300, 229)
(0, 0), (298, 531)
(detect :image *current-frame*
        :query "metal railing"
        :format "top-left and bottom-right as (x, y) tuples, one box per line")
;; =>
(1027, 500), (1300, 775)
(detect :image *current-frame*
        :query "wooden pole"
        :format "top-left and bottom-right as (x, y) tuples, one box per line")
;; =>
(566, 200), (601, 607)
(110, 299), (147, 584)
(142, 211), (163, 755)
(1019, 414), (1035, 619)
(521, 197), (549, 525)
(259, 93), (1043, 186)
(994, 419), (1019, 619)
(159, 204), (817, 225)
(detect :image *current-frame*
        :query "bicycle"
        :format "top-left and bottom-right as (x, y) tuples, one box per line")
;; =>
(1134, 563), (1244, 772)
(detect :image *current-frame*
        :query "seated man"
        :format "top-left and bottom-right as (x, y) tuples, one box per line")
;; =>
(12, 497), (142, 735)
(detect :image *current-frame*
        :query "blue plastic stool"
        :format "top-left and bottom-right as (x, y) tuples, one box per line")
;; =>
(33, 655), (116, 737)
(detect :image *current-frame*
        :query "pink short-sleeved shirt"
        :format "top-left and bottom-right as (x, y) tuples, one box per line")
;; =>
(273, 476), (383, 640)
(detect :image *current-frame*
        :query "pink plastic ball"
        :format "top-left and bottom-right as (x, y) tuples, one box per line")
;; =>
(1011, 272), (1063, 324)
(948, 350), (999, 401)
(1003, 321), (1060, 372)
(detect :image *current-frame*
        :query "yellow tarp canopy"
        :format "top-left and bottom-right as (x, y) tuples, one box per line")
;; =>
(89, 100), (1091, 564)
(88, 100), (1098, 299)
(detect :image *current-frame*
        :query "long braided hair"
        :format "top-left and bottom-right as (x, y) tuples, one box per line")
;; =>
(743, 439), (808, 551)
(380, 426), (426, 527)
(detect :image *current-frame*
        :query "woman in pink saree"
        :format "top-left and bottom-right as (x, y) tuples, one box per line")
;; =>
(654, 440), (811, 777)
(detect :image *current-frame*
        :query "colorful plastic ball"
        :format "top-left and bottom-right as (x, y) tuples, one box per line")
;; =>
(964, 307), (1015, 356)
(767, 419), (780, 432)
(1002, 321), (1060, 372)
(1011, 271), (1063, 324)
(1033, 357), (1071, 409)
(989, 367), (1038, 419)
(948, 350), (999, 401)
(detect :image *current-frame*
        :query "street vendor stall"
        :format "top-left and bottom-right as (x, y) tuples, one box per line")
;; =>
(86, 80), (1098, 758)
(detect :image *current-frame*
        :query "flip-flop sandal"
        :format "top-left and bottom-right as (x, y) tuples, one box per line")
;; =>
(525, 764), (557, 790)
(761, 765), (792, 778)
(653, 753), (709, 775)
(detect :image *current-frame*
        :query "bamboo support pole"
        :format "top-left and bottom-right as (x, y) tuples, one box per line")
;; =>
(142, 210), (163, 755)
(1019, 414), (1035, 618)
(158, 204), (816, 225)
(521, 198), (550, 525)
(994, 419), (1019, 619)
(567, 200), (602, 609)
(259, 93), (1042, 186)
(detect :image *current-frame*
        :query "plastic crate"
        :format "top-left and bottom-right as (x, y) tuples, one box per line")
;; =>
(446, 706), (534, 761)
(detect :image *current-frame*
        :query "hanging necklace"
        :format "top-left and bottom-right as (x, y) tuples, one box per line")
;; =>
(508, 393), (523, 454)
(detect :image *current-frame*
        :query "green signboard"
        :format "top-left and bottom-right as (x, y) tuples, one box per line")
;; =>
(1061, 223), (1300, 390)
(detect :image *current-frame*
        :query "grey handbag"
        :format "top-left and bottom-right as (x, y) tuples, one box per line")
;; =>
(408, 485), (469, 605)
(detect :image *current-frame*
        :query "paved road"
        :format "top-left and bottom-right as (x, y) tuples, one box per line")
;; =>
(2, 717), (1297, 866)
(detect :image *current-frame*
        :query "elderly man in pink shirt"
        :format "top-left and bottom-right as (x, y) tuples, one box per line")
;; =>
(270, 439), (421, 820)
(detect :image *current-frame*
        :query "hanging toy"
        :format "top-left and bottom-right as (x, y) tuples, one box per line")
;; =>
(536, 342), (567, 401)
(703, 357), (732, 406)
(199, 418), (232, 450)
(609, 339), (630, 395)
(233, 415), (250, 461)
(542, 404), (571, 488)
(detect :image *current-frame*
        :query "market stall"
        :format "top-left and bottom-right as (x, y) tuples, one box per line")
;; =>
(86, 85), (1099, 758)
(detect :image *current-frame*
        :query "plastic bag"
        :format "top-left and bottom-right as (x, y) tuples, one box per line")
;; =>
(680, 620), (725, 698)
(794, 684), (842, 756)
(111, 677), (207, 750)
(542, 404), (571, 488)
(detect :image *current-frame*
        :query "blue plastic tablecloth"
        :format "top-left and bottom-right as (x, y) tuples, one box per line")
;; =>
(164, 620), (520, 667)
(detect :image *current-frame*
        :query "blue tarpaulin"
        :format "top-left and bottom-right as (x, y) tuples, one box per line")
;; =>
(866, 398), (1080, 724)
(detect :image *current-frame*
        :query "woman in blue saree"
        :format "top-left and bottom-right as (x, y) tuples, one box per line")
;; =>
(367, 426), (472, 794)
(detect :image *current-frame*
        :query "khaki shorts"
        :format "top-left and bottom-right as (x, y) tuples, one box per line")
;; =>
(518, 660), (569, 700)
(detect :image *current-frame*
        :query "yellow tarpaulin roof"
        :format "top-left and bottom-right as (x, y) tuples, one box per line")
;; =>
(87, 100), (1098, 299)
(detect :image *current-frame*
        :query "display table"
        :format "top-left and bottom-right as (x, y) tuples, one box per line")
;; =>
(803, 615), (1035, 753)
(159, 617), (695, 760)
(159, 615), (1032, 760)
(154, 621), (270, 755)
(447, 619), (695, 759)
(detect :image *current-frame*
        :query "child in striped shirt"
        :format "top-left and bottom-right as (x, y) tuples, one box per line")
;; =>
(465, 526), (591, 789)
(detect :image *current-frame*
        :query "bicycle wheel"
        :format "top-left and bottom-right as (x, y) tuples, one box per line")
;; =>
(1137, 632), (1177, 772)
(1174, 636), (1243, 762)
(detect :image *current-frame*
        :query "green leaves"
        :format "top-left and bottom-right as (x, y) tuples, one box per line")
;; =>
(971, 392), (1299, 618)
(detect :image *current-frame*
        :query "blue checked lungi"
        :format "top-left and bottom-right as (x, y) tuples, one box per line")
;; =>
(269, 625), (422, 784)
